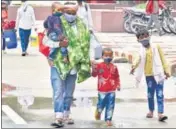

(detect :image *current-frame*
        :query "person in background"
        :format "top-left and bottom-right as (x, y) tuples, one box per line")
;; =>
(92, 48), (120, 126)
(15, 0), (36, 56)
(130, 29), (170, 122)
(77, 0), (100, 61)
(1, 1), (8, 54)
(146, 0), (166, 36)
(77, 0), (94, 34)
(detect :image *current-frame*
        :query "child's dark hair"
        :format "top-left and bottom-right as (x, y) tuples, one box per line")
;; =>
(136, 28), (149, 39)
(102, 48), (113, 56)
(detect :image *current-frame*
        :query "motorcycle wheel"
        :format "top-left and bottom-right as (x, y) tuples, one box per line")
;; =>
(167, 17), (176, 34)
(162, 17), (172, 33)
(130, 17), (145, 34)
(123, 18), (132, 33)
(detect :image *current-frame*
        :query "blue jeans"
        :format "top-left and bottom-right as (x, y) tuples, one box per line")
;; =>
(96, 92), (115, 121)
(50, 67), (77, 118)
(48, 32), (58, 42)
(146, 76), (164, 113)
(19, 28), (31, 53)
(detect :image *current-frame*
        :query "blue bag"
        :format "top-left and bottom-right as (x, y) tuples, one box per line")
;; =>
(3, 29), (17, 49)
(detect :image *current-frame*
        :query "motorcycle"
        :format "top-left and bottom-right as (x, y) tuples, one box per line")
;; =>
(123, 8), (133, 33)
(129, 7), (173, 34)
(165, 6), (176, 34)
(123, 8), (146, 33)
(128, 10), (148, 34)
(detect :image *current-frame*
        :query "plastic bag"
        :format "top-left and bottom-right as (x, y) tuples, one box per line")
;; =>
(89, 33), (102, 60)
(38, 31), (50, 57)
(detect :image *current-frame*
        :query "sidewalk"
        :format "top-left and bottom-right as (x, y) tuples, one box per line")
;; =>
(2, 99), (176, 128)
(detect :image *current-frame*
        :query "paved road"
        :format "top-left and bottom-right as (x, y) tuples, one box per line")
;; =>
(2, 97), (176, 128)
(2, 47), (176, 99)
(2, 33), (176, 99)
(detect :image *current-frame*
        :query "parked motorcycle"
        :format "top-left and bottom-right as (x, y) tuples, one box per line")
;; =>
(123, 8), (146, 33)
(165, 6), (176, 34)
(123, 8), (134, 33)
(129, 7), (173, 34)
(123, 5), (176, 35)
(168, 17), (176, 34)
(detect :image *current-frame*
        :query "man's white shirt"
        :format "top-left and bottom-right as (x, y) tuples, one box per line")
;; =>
(16, 2), (36, 30)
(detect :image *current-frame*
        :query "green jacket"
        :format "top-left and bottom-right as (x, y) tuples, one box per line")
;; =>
(54, 15), (91, 83)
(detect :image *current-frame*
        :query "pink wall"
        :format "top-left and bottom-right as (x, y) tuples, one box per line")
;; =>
(7, 6), (126, 32)
(8, 6), (51, 21)
(7, 6), (176, 33)
(101, 10), (124, 32)
(91, 10), (102, 32)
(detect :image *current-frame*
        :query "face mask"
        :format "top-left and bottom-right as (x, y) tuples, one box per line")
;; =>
(139, 37), (150, 47)
(53, 12), (63, 17)
(104, 57), (112, 63)
(64, 13), (77, 23)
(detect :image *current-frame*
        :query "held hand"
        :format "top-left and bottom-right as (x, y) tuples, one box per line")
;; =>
(91, 60), (96, 65)
(59, 39), (68, 47)
(91, 60), (97, 68)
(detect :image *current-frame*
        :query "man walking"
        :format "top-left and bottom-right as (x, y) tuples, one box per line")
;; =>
(15, 0), (36, 56)
(77, 0), (94, 34)
(43, 2), (91, 127)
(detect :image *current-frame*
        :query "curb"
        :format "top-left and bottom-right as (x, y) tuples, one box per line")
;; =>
(113, 50), (134, 64)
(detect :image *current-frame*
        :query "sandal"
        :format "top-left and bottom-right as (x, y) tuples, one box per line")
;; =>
(64, 118), (74, 125)
(158, 115), (168, 122)
(106, 121), (113, 126)
(51, 119), (64, 128)
(146, 112), (153, 118)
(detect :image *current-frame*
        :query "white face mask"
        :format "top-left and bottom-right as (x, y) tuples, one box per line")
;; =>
(64, 13), (77, 23)
(139, 37), (150, 47)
